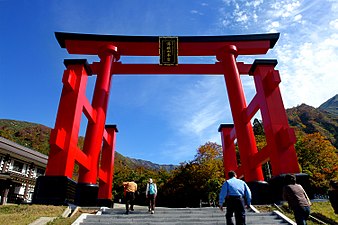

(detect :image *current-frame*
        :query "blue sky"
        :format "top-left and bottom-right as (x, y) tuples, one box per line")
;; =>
(0, 0), (337, 165)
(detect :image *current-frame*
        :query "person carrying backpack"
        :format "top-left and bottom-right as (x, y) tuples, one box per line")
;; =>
(146, 178), (157, 214)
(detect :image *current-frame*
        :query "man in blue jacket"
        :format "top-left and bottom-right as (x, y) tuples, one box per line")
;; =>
(219, 171), (252, 225)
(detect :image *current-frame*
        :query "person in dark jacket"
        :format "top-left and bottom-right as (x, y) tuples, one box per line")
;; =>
(283, 174), (311, 225)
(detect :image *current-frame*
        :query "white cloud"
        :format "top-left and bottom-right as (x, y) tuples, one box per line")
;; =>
(329, 19), (338, 29)
(161, 142), (197, 164)
(165, 76), (229, 137)
(190, 9), (204, 16)
(330, 1), (338, 12)
(265, 0), (305, 29)
(275, 34), (338, 108)
(190, 10), (199, 14)
(233, 2), (249, 24)
(222, 19), (231, 27)
(236, 13), (249, 23)
(218, 0), (338, 108)
(270, 0), (301, 18)
(269, 1), (338, 107)
(180, 102), (224, 136)
(219, 0), (303, 31)
(246, 0), (264, 8)
(267, 21), (280, 32)
(222, 0), (233, 5)
(294, 14), (302, 22)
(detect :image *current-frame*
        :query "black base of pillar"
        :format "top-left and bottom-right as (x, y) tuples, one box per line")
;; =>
(97, 199), (114, 208)
(247, 181), (272, 205)
(75, 183), (99, 206)
(32, 176), (76, 205)
(268, 173), (311, 204)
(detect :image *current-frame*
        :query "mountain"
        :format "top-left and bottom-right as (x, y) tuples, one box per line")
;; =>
(120, 154), (176, 171)
(0, 119), (51, 155)
(0, 119), (176, 171)
(318, 94), (338, 117)
(286, 101), (338, 148)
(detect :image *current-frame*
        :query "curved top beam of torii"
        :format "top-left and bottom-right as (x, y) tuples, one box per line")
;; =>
(55, 32), (279, 56)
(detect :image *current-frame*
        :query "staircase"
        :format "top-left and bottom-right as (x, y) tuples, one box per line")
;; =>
(73, 205), (295, 225)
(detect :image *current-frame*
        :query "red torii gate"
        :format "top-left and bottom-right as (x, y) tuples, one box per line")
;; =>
(33, 32), (299, 206)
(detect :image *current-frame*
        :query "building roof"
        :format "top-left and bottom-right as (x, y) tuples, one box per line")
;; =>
(0, 137), (48, 168)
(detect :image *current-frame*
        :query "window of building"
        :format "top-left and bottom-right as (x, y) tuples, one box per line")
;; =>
(36, 168), (45, 177)
(12, 160), (24, 173)
(0, 156), (3, 171)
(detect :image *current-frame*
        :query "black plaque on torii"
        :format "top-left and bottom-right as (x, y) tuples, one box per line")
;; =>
(159, 37), (178, 66)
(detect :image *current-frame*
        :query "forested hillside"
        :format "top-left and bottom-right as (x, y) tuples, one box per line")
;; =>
(286, 102), (338, 148)
(0, 119), (51, 155)
(0, 119), (175, 171)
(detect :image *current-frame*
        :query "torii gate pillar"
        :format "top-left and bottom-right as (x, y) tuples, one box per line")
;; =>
(33, 53), (119, 207)
(217, 45), (264, 181)
(218, 59), (302, 203)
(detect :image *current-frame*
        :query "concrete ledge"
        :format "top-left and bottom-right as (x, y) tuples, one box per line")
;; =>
(69, 206), (80, 218)
(61, 206), (72, 217)
(249, 205), (260, 213)
(273, 210), (296, 225)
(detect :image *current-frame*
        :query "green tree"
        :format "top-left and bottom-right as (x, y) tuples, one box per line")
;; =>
(253, 118), (264, 135)
(161, 142), (225, 207)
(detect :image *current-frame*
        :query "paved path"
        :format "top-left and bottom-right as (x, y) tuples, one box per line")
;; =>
(73, 204), (295, 225)
(29, 217), (56, 225)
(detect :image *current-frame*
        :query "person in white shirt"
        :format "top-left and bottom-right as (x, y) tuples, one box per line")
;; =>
(146, 178), (157, 214)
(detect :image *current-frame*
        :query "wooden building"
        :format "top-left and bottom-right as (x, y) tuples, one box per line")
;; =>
(0, 137), (47, 204)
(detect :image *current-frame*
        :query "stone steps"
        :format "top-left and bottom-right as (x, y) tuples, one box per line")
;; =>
(73, 205), (293, 225)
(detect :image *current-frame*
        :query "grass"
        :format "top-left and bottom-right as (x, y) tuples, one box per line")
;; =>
(0, 204), (66, 225)
(0, 204), (98, 225)
(255, 201), (338, 225)
(308, 201), (338, 225)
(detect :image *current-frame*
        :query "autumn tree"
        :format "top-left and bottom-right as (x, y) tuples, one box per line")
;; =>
(295, 132), (338, 194)
(193, 141), (223, 163)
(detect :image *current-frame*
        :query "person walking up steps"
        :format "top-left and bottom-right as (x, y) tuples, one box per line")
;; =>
(283, 174), (311, 225)
(146, 178), (157, 214)
(219, 171), (252, 225)
(123, 180), (137, 214)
